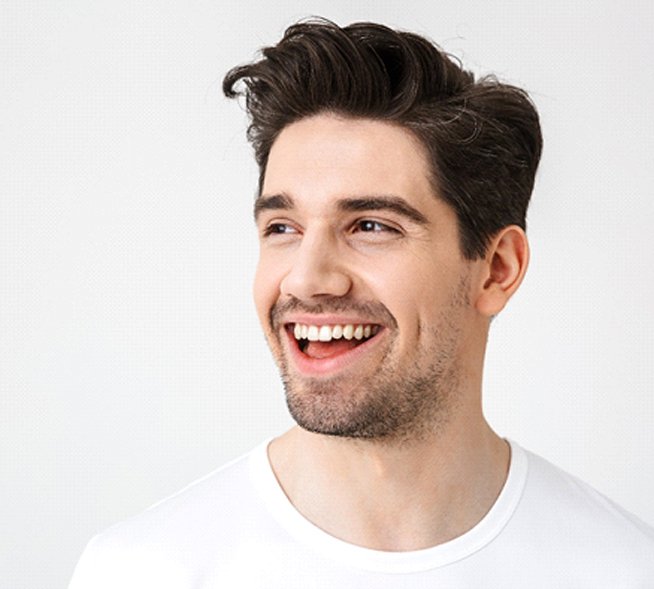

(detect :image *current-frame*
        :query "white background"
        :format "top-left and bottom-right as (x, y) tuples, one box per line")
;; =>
(2, 1), (653, 587)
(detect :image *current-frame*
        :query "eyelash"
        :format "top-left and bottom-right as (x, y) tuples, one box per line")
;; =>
(261, 219), (402, 238)
(352, 219), (400, 234)
(262, 223), (296, 237)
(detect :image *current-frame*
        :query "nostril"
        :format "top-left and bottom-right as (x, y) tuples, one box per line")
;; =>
(279, 260), (353, 300)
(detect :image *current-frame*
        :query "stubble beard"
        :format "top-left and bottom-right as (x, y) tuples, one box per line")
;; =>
(280, 336), (461, 445)
(268, 283), (469, 445)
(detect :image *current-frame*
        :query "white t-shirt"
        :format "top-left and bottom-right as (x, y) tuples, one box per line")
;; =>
(69, 440), (654, 588)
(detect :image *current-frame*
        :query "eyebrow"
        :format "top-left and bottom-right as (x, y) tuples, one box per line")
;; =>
(253, 193), (294, 220)
(337, 196), (429, 225)
(254, 193), (429, 225)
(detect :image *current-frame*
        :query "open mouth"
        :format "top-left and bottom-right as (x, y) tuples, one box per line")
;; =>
(288, 322), (381, 360)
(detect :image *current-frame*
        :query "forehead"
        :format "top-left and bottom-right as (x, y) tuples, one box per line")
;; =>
(261, 114), (437, 213)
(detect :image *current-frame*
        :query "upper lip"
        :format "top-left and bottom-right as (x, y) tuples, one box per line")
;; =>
(282, 314), (383, 326)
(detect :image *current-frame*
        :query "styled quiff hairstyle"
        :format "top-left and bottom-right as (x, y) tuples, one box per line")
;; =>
(223, 19), (542, 259)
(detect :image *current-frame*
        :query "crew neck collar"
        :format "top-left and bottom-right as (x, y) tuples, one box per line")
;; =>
(249, 437), (528, 574)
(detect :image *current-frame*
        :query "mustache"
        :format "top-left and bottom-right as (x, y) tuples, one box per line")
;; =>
(270, 296), (398, 329)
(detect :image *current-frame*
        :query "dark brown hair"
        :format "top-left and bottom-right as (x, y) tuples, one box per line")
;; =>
(223, 18), (542, 259)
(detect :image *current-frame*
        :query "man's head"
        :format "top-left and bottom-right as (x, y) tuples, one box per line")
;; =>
(223, 18), (542, 260)
(224, 19), (539, 442)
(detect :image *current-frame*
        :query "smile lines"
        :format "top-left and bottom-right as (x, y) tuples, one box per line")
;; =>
(292, 323), (380, 342)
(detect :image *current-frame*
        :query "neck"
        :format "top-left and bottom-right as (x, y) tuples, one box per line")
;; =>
(268, 415), (509, 551)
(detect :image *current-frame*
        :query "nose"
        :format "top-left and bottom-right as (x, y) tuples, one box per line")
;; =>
(280, 231), (352, 300)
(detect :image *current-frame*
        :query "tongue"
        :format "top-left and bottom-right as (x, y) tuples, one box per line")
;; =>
(304, 339), (359, 359)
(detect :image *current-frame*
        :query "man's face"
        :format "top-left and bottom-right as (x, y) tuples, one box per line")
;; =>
(254, 114), (480, 442)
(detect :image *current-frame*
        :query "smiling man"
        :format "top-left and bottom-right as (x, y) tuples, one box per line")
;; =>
(69, 19), (654, 588)
(256, 116), (477, 447)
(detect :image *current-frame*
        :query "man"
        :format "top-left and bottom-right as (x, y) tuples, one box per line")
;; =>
(69, 19), (654, 588)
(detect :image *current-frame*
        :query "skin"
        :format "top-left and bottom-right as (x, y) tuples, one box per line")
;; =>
(253, 113), (529, 551)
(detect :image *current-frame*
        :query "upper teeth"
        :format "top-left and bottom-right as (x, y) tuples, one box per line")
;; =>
(293, 323), (378, 342)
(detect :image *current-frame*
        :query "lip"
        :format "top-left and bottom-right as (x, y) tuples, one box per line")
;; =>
(282, 313), (383, 327)
(284, 323), (386, 377)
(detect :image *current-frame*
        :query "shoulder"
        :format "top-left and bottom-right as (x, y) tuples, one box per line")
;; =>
(105, 444), (259, 540)
(511, 443), (654, 579)
(522, 447), (653, 539)
(69, 442), (270, 588)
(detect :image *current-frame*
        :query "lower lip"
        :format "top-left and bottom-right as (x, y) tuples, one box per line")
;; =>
(284, 327), (385, 377)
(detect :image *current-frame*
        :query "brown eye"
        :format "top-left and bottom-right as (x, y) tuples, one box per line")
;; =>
(263, 223), (296, 236)
(355, 220), (399, 233)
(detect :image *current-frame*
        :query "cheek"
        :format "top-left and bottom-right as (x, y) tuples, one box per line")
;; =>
(361, 254), (445, 305)
(365, 261), (463, 336)
(253, 255), (287, 325)
(356, 265), (422, 333)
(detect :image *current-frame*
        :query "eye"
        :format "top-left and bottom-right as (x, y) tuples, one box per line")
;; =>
(262, 222), (298, 237)
(353, 219), (400, 234)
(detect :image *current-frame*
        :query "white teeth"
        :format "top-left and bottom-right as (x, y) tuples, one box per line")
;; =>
(292, 323), (379, 342)
(318, 325), (331, 341)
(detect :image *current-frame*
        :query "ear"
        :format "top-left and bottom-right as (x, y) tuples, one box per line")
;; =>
(474, 225), (529, 317)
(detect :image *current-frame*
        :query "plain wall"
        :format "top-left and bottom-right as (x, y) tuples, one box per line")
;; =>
(1, 1), (653, 587)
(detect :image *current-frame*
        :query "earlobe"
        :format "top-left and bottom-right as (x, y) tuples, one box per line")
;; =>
(475, 226), (529, 317)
